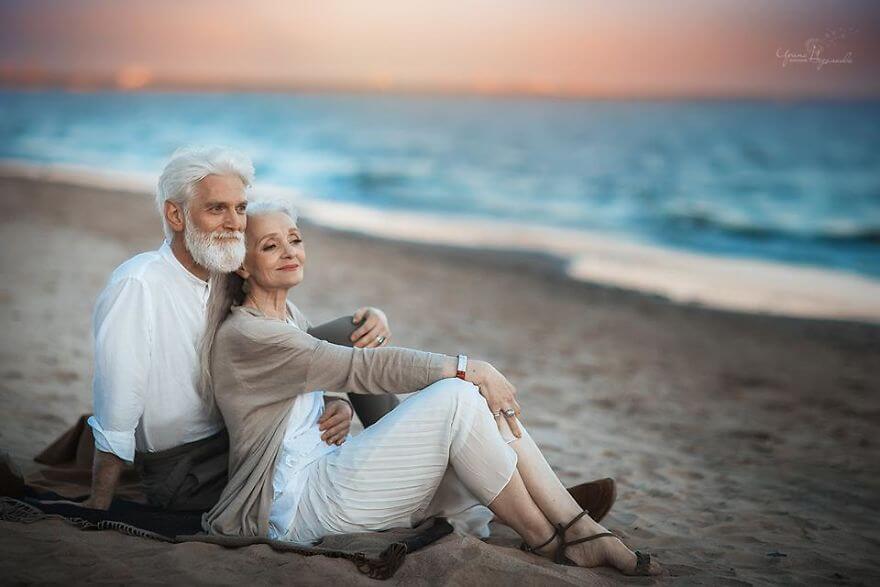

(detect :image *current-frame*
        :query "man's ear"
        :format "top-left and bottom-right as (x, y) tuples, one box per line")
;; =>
(165, 201), (186, 234)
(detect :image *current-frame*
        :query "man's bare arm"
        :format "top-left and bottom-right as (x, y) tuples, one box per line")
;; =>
(83, 449), (126, 510)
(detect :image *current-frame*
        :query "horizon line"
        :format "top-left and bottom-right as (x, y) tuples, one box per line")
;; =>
(1, 71), (878, 102)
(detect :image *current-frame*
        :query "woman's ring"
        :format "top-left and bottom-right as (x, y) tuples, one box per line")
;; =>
(376, 335), (386, 345)
(503, 408), (516, 418)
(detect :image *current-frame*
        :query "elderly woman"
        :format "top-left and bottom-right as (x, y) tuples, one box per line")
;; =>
(199, 201), (661, 577)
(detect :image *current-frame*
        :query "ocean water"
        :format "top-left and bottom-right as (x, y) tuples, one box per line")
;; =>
(1, 90), (879, 278)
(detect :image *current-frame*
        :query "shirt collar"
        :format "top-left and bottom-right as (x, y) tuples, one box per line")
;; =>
(159, 240), (210, 289)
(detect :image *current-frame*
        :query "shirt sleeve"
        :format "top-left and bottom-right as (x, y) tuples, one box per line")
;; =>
(88, 276), (153, 463)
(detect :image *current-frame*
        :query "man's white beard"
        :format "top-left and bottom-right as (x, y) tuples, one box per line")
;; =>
(183, 208), (245, 273)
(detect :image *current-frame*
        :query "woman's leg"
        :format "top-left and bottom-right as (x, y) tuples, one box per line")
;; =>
(291, 378), (518, 541)
(495, 417), (662, 575)
(297, 378), (658, 574)
(434, 381), (659, 574)
(485, 468), (560, 557)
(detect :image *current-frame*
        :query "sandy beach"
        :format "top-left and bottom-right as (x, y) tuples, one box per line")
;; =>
(1, 174), (879, 585)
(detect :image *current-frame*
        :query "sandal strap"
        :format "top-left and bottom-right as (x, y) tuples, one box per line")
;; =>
(551, 510), (611, 565)
(521, 526), (560, 553)
(559, 509), (591, 533)
(633, 550), (652, 576)
(562, 531), (616, 549)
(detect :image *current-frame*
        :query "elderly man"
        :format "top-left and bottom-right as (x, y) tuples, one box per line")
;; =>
(84, 145), (396, 510)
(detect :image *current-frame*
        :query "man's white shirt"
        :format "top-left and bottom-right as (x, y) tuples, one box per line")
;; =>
(88, 240), (224, 463)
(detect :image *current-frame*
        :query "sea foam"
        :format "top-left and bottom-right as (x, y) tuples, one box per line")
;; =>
(3, 159), (879, 324)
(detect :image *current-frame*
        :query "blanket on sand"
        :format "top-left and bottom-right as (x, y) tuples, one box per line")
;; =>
(0, 417), (454, 580)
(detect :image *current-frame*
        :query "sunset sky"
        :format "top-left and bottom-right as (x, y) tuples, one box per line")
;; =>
(1, 0), (878, 98)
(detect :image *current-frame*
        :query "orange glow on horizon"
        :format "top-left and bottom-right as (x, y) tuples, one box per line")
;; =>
(115, 65), (153, 91)
(0, 1), (877, 98)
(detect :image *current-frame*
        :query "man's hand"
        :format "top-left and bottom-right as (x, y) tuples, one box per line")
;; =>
(85, 449), (126, 511)
(39, 498), (89, 508)
(81, 495), (111, 510)
(319, 399), (353, 445)
(351, 307), (391, 348)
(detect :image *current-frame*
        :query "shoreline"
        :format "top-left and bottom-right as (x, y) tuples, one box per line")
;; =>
(2, 158), (879, 325)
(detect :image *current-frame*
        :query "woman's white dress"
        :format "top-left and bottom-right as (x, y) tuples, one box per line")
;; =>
(267, 321), (519, 544)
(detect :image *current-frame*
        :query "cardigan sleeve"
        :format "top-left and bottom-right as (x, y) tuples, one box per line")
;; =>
(304, 338), (448, 395)
(226, 312), (448, 403)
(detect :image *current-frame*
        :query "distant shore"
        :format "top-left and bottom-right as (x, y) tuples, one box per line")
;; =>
(2, 159), (879, 324)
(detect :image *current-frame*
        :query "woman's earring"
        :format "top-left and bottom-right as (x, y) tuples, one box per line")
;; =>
(241, 279), (251, 294)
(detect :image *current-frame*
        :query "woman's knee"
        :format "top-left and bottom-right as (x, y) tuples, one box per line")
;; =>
(420, 377), (485, 411)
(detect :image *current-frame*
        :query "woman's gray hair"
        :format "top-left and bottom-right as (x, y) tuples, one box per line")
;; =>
(156, 145), (256, 240)
(198, 199), (299, 407)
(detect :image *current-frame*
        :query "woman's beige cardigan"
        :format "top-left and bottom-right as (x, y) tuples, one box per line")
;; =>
(202, 303), (448, 538)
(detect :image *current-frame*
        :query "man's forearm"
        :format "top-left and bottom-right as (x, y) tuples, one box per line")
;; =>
(87, 449), (126, 510)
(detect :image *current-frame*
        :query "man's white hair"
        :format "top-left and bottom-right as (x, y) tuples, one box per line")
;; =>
(156, 145), (255, 240)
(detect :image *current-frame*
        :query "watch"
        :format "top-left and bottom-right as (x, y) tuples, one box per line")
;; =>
(456, 354), (468, 381)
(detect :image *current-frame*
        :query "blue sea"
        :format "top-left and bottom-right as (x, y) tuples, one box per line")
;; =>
(1, 90), (879, 278)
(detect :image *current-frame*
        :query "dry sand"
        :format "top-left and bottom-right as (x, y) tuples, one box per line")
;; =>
(1, 175), (878, 585)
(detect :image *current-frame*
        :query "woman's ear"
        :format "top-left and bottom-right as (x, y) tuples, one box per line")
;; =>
(235, 267), (249, 280)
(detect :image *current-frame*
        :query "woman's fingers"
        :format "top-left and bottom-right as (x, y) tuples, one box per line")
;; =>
(504, 413), (523, 438)
(365, 328), (389, 348)
(350, 314), (385, 347)
(350, 320), (374, 346)
(359, 324), (389, 348)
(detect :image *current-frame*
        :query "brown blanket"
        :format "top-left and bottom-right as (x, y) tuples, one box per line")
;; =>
(6, 415), (455, 580)
(28, 414), (145, 502)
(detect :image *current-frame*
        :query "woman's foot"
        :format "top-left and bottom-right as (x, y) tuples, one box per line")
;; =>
(527, 512), (662, 576)
(561, 516), (663, 576)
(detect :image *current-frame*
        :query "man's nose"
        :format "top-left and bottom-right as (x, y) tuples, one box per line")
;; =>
(224, 209), (244, 231)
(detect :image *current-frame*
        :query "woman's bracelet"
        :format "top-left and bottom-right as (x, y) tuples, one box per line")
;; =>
(455, 354), (468, 381)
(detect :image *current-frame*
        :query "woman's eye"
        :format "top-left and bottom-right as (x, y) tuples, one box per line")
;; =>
(263, 244), (276, 251)
(290, 238), (302, 245)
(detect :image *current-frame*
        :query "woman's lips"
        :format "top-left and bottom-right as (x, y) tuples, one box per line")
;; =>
(279, 264), (301, 271)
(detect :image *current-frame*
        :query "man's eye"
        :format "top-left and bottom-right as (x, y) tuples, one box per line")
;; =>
(263, 244), (276, 251)
(290, 238), (302, 244)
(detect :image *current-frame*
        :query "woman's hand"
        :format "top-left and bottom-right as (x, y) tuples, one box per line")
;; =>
(351, 307), (391, 348)
(466, 360), (522, 438)
(319, 399), (353, 445)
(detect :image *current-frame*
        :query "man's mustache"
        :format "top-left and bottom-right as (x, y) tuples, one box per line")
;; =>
(210, 231), (244, 242)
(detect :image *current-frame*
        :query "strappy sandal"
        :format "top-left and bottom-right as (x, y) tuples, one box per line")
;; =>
(521, 510), (654, 576)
